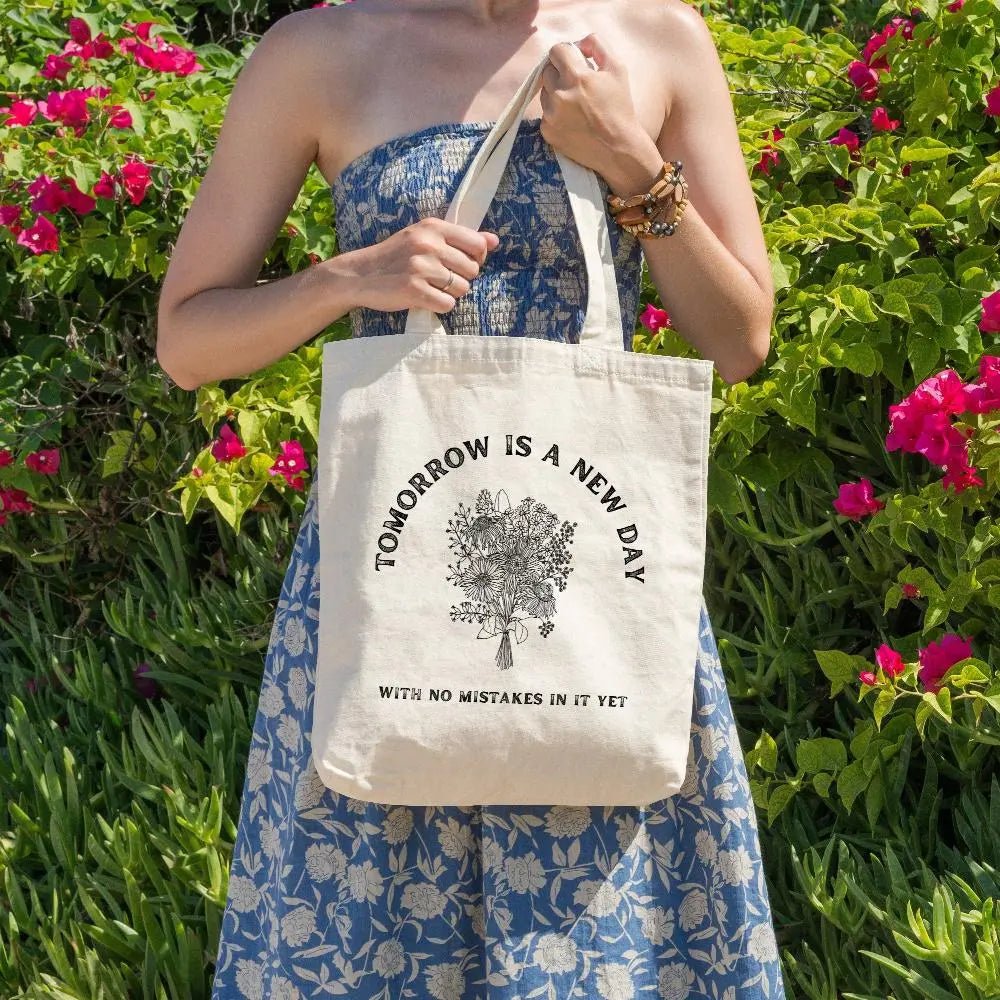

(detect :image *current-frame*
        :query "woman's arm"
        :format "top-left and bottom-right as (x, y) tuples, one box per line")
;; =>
(155, 11), (358, 392)
(601, 4), (775, 385)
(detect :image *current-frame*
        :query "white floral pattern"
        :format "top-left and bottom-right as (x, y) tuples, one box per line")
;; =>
(211, 120), (786, 998)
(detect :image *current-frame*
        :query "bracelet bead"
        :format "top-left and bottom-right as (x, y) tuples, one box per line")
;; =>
(606, 158), (688, 239)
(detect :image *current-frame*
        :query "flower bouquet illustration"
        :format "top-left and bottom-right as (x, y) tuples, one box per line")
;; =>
(446, 488), (576, 670)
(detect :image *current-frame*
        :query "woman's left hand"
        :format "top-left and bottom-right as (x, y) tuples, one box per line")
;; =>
(538, 35), (648, 179)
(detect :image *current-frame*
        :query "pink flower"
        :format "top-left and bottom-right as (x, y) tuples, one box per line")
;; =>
(67, 17), (91, 44)
(901, 582), (921, 599)
(28, 174), (95, 215)
(980, 290), (1000, 333)
(0, 448), (13, 467)
(862, 16), (915, 68)
(40, 54), (74, 81)
(191, 466), (203, 479)
(37, 88), (92, 130)
(0, 486), (34, 514)
(875, 642), (906, 677)
(885, 369), (978, 465)
(268, 440), (310, 490)
(833, 477), (885, 520)
(28, 174), (70, 213)
(859, 670), (878, 686)
(984, 84), (1000, 118)
(120, 157), (153, 204)
(64, 34), (116, 62)
(106, 105), (133, 129)
(62, 177), (96, 213)
(913, 368), (973, 416)
(917, 632), (973, 692)
(947, 0), (965, 10)
(132, 661), (162, 700)
(118, 30), (203, 76)
(871, 106), (900, 131)
(0, 98), (39, 126)
(15, 215), (59, 254)
(847, 60), (881, 101)
(92, 170), (117, 198)
(24, 447), (61, 475)
(911, 410), (970, 466)
(211, 424), (246, 462)
(639, 303), (671, 332)
(829, 128), (860, 153)
(0, 203), (22, 234)
(962, 355), (1000, 413)
(755, 127), (784, 176)
(941, 462), (984, 493)
(124, 20), (159, 41)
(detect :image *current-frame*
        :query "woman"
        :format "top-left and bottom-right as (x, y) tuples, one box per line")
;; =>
(157, 1), (784, 996)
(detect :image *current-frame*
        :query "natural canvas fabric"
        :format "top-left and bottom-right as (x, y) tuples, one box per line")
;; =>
(313, 48), (714, 806)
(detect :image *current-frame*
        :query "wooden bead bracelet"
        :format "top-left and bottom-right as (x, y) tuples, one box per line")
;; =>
(606, 160), (688, 238)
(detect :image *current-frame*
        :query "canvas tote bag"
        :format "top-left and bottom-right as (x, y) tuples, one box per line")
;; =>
(313, 47), (715, 807)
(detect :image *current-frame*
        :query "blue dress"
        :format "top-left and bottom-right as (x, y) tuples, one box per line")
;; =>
(210, 117), (786, 999)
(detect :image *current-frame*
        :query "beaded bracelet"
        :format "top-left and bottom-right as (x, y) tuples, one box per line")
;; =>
(606, 159), (688, 238)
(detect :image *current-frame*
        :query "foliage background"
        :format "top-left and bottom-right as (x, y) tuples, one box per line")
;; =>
(1, 0), (998, 996)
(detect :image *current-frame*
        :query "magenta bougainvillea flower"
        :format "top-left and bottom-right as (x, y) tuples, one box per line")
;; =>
(984, 83), (1000, 118)
(118, 21), (202, 76)
(875, 642), (906, 677)
(269, 440), (310, 491)
(754, 127), (784, 176)
(980, 290), (1000, 333)
(24, 447), (61, 475)
(639, 303), (671, 332)
(829, 127), (861, 154)
(28, 174), (96, 215)
(917, 633), (974, 692)
(211, 424), (247, 463)
(132, 661), (162, 699)
(879, 360), (999, 494)
(901, 582), (921, 599)
(15, 215), (59, 254)
(833, 477), (885, 520)
(871, 107), (901, 131)
(0, 486), (35, 526)
(858, 670), (878, 686)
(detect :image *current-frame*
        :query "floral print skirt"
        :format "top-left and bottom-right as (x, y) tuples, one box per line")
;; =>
(209, 482), (786, 999)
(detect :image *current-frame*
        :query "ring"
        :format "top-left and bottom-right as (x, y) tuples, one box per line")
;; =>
(438, 269), (456, 292)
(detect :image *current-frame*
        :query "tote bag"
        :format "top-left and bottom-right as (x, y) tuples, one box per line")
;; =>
(313, 47), (715, 807)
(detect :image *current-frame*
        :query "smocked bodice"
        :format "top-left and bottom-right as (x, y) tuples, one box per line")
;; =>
(331, 117), (644, 352)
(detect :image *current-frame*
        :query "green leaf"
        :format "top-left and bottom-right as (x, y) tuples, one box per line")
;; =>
(767, 783), (798, 826)
(815, 649), (870, 697)
(873, 688), (896, 729)
(837, 759), (870, 812)
(795, 737), (848, 775)
(749, 731), (778, 774)
(909, 203), (947, 226)
(163, 108), (200, 143)
(899, 137), (956, 163)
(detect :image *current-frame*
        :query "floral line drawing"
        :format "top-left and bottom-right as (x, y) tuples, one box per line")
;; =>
(446, 488), (576, 670)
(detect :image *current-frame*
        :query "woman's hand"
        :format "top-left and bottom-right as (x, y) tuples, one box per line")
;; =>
(343, 217), (500, 314)
(538, 35), (653, 183)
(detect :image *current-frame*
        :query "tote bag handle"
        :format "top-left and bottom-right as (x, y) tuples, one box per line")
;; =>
(403, 47), (625, 351)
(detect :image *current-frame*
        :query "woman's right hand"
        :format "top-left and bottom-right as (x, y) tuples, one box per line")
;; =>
(344, 217), (500, 314)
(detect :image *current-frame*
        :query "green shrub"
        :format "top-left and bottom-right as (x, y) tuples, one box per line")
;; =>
(1, 0), (998, 995)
